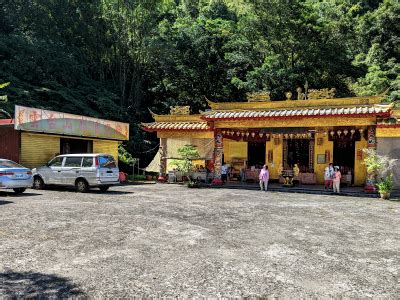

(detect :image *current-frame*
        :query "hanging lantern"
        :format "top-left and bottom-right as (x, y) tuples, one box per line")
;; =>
(236, 131), (240, 136)
(284, 133), (288, 139)
(330, 131), (335, 137)
(265, 134), (270, 139)
(259, 133), (263, 138)
(343, 129), (348, 136)
(337, 130), (342, 136)
(246, 132), (250, 137)
(323, 132), (328, 137)
(230, 131), (234, 136)
(307, 132), (312, 138)
(251, 132), (256, 138)
(240, 132), (245, 137)
(359, 128), (364, 135)
(289, 133), (294, 139)
(222, 130), (226, 135)
(350, 129), (355, 136)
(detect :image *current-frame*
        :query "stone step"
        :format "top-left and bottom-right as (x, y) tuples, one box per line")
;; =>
(211, 184), (381, 198)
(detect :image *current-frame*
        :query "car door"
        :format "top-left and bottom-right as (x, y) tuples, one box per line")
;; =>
(46, 156), (65, 184)
(61, 156), (83, 186)
(80, 157), (96, 186)
(97, 155), (119, 184)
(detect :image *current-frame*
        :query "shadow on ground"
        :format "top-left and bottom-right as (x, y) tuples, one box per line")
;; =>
(43, 186), (134, 195)
(0, 271), (85, 298)
(0, 192), (42, 198)
(0, 200), (13, 205)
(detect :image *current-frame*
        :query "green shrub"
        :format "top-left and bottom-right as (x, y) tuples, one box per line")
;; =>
(376, 175), (394, 193)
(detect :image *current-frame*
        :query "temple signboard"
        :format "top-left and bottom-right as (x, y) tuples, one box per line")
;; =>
(14, 105), (129, 140)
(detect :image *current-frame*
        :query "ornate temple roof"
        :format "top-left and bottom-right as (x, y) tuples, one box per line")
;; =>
(141, 94), (394, 132)
(377, 107), (400, 128)
(201, 105), (392, 121)
(141, 121), (211, 132)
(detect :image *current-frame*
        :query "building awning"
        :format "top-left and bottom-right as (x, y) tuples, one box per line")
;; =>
(201, 105), (392, 121)
(141, 121), (212, 132)
(14, 105), (129, 141)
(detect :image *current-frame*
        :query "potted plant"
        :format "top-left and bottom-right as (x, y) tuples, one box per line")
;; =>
(376, 175), (394, 200)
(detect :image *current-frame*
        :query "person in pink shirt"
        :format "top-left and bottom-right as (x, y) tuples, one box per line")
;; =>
(333, 166), (342, 194)
(259, 165), (270, 192)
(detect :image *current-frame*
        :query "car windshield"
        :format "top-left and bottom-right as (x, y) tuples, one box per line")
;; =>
(98, 156), (117, 168)
(0, 160), (24, 168)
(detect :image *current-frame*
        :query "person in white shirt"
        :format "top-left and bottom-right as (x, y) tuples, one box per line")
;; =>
(324, 163), (334, 190)
(221, 163), (228, 183)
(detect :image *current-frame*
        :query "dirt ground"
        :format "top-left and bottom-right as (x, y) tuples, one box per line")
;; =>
(0, 184), (399, 298)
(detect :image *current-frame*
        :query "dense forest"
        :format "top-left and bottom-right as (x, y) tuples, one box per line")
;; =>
(0, 0), (399, 165)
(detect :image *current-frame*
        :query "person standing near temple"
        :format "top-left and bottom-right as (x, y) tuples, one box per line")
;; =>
(333, 166), (342, 194)
(221, 163), (229, 183)
(324, 163), (334, 190)
(259, 165), (270, 192)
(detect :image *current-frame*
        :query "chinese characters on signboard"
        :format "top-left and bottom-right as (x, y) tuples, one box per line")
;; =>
(14, 105), (129, 140)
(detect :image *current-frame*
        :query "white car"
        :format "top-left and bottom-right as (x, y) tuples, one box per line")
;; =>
(32, 154), (120, 192)
(0, 159), (33, 194)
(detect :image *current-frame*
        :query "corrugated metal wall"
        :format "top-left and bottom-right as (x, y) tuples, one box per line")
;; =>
(93, 140), (119, 163)
(0, 125), (20, 162)
(20, 132), (60, 168)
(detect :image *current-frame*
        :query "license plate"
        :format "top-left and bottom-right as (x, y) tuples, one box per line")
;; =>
(106, 173), (114, 177)
(15, 174), (24, 179)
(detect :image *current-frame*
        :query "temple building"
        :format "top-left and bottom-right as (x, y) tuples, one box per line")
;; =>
(142, 90), (400, 187)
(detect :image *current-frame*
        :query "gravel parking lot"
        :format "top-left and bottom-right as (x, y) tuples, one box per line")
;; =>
(0, 184), (399, 298)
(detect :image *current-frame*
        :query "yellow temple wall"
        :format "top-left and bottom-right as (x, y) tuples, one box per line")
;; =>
(223, 140), (247, 162)
(376, 127), (400, 138)
(314, 133), (333, 184)
(354, 138), (368, 186)
(157, 131), (214, 139)
(266, 140), (283, 180)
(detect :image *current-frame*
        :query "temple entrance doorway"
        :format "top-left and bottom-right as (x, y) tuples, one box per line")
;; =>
(283, 139), (313, 172)
(247, 142), (266, 168)
(333, 139), (355, 183)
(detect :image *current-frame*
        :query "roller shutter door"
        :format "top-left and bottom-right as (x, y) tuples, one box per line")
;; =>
(20, 133), (60, 168)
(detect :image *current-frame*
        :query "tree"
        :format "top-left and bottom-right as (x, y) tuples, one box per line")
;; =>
(171, 144), (200, 175)
(0, 82), (11, 118)
(352, 0), (400, 101)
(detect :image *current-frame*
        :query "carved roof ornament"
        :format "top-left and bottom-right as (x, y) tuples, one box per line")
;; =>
(308, 88), (336, 100)
(170, 106), (190, 115)
(285, 91), (293, 100)
(297, 87), (305, 100)
(247, 91), (271, 102)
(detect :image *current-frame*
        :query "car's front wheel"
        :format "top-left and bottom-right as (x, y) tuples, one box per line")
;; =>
(75, 179), (89, 193)
(13, 188), (26, 194)
(33, 176), (44, 190)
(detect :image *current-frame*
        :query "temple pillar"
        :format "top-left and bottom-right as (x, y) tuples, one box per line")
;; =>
(365, 126), (377, 192)
(212, 130), (224, 184)
(158, 138), (167, 181)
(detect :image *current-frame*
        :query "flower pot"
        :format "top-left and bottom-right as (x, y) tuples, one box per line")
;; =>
(379, 192), (391, 200)
(146, 175), (153, 181)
